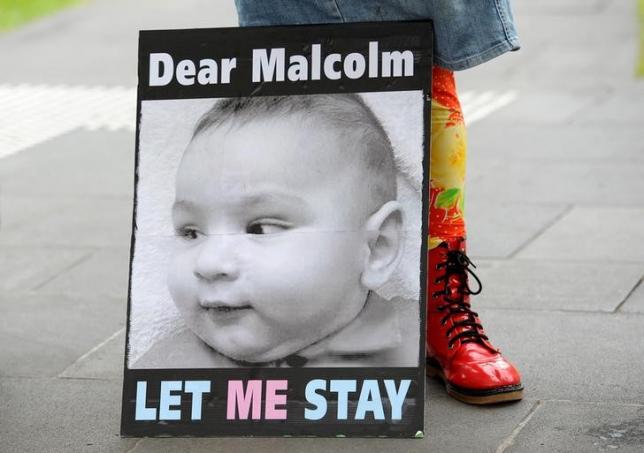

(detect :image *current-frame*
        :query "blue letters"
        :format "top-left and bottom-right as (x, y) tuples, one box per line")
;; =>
(304, 379), (411, 421)
(304, 379), (327, 420)
(135, 381), (157, 421)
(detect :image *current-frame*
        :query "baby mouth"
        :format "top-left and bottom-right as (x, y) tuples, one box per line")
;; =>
(207, 306), (252, 313)
(200, 300), (252, 313)
(203, 304), (252, 322)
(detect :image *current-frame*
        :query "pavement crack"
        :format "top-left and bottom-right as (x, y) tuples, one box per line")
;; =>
(56, 376), (116, 382)
(614, 277), (643, 313)
(31, 248), (96, 291)
(124, 438), (145, 453)
(495, 400), (543, 453)
(479, 306), (644, 316)
(57, 327), (124, 378)
(507, 204), (573, 259)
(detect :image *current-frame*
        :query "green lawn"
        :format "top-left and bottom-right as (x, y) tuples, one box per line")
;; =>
(638, 0), (644, 77)
(0, 0), (84, 31)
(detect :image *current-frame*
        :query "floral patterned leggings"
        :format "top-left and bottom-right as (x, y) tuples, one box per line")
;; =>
(429, 66), (467, 249)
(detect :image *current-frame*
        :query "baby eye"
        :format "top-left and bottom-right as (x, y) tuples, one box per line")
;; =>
(177, 226), (200, 240)
(246, 220), (290, 235)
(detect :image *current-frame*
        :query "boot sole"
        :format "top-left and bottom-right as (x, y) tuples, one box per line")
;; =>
(426, 359), (524, 405)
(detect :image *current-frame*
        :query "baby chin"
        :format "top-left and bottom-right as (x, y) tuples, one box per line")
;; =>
(193, 308), (276, 362)
(196, 313), (314, 364)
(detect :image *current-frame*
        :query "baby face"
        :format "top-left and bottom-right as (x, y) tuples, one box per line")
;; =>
(168, 115), (372, 363)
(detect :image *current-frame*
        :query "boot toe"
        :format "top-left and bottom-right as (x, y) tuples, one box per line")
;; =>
(446, 352), (522, 391)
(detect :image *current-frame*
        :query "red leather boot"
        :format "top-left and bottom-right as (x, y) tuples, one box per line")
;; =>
(426, 237), (523, 404)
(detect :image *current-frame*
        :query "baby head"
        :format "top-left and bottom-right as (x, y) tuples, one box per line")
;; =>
(168, 94), (404, 364)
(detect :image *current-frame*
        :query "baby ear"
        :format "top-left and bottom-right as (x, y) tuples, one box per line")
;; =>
(360, 200), (404, 290)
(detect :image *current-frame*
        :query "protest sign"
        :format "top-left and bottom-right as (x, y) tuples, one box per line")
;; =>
(121, 21), (432, 437)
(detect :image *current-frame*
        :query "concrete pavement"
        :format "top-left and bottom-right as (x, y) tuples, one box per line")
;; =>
(1, 0), (643, 451)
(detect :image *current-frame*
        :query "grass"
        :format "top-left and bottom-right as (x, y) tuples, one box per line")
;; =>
(0, 0), (83, 31)
(638, 0), (644, 77)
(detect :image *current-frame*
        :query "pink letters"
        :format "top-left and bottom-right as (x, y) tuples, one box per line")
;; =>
(226, 380), (288, 420)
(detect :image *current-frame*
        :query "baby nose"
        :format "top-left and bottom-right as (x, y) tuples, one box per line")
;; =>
(193, 235), (241, 281)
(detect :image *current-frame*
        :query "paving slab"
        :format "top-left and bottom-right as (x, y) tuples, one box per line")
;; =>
(511, 4), (635, 48)
(0, 0), (238, 86)
(573, 91), (644, 126)
(510, 45), (636, 92)
(466, 202), (568, 259)
(0, 377), (136, 453)
(466, 91), (598, 125)
(37, 246), (130, 298)
(507, 400), (644, 453)
(619, 280), (644, 314)
(467, 123), (644, 163)
(60, 328), (124, 380)
(477, 308), (644, 404)
(0, 129), (134, 198)
(459, 1), (636, 91)
(131, 384), (534, 453)
(0, 293), (125, 377)
(517, 207), (644, 262)
(0, 198), (132, 247)
(472, 259), (644, 312)
(470, 161), (644, 206)
(0, 246), (90, 292)
(1, 195), (73, 230)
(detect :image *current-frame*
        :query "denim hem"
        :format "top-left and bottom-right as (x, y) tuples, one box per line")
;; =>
(435, 36), (520, 71)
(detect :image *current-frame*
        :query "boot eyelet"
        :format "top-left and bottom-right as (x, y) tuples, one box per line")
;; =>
(441, 319), (447, 326)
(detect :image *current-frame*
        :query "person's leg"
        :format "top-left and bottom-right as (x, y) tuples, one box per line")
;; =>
(426, 66), (523, 404)
(235, 1), (523, 404)
(428, 66), (467, 246)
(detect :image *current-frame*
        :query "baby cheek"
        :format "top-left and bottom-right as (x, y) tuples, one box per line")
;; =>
(262, 231), (357, 274)
(312, 230), (365, 271)
(167, 248), (198, 308)
(253, 232), (363, 315)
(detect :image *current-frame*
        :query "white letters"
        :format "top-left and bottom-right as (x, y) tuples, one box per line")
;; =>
(149, 53), (174, 86)
(381, 50), (414, 77)
(197, 59), (218, 84)
(176, 60), (196, 86)
(252, 48), (285, 82)
(323, 53), (342, 80)
(311, 43), (321, 80)
(368, 41), (379, 78)
(150, 41), (416, 87)
(148, 54), (236, 86)
(287, 55), (309, 81)
(343, 52), (366, 79)
(221, 58), (237, 84)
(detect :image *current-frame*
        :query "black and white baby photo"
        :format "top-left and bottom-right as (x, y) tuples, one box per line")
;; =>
(127, 91), (424, 369)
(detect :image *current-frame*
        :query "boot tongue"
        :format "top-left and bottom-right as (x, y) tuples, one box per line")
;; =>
(440, 238), (497, 354)
(445, 282), (497, 354)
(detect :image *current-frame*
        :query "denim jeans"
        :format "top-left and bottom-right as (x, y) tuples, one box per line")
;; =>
(234, 0), (520, 71)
